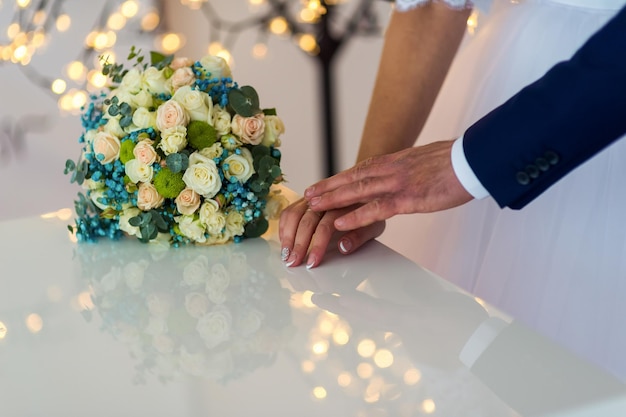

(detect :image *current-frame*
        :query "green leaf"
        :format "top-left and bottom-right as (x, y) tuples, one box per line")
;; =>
(129, 215), (143, 227)
(228, 86), (261, 117)
(244, 217), (268, 238)
(120, 102), (132, 116)
(270, 165), (281, 179)
(262, 108), (277, 116)
(120, 115), (133, 128)
(150, 51), (174, 69)
(64, 159), (76, 174)
(165, 153), (188, 174)
(150, 210), (168, 232)
(108, 104), (120, 117)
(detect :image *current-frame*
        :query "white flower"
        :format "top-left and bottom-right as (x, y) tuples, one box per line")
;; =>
(223, 148), (254, 183)
(89, 189), (112, 210)
(132, 107), (157, 130)
(225, 211), (245, 237)
(238, 309), (263, 337)
(123, 260), (148, 291)
(205, 211), (226, 236)
(125, 159), (154, 183)
(159, 126), (188, 155)
(132, 89), (154, 108)
(119, 207), (141, 237)
(198, 198), (219, 223)
(206, 263), (230, 304)
(172, 86), (213, 124)
(196, 307), (232, 349)
(261, 115), (285, 147)
(142, 66), (168, 95)
(103, 117), (126, 138)
(198, 142), (223, 160)
(133, 139), (158, 165)
(92, 131), (121, 164)
(170, 67), (196, 91)
(120, 68), (142, 94)
(212, 105), (232, 136)
(199, 55), (232, 80)
(175, 214), (207, 243)
(183, 154), (222, 198)
(183, 255), (210, 287)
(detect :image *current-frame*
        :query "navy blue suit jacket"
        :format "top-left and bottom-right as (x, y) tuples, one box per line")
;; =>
(463, 5), (626, 209)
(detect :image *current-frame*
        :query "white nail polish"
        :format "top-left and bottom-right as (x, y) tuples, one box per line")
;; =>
(339, 240), (349, 253)
(281, 247), (290, 261)
(306, 256), (316, 269)
(286, 259), (296, 267)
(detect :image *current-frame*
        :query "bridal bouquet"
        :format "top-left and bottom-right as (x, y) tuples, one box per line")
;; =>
(65, 48), (286, 246)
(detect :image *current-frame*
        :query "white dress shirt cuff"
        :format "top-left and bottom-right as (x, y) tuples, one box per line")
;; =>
(450, 136), (490, 200)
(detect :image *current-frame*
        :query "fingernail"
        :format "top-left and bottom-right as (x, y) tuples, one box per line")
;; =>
(281, 247), (290, 262)
(306, 254), (317, 269)
(304, 186), (315, 197)
(285, 253), (297, 267)
(309, 196), (321, 206)
(339, 239), (352, 254)
(335, 218), (345, 228)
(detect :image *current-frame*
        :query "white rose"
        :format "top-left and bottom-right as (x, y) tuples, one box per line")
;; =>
(125, 159), (153, 183)
(132, 107), (157, 130)
(92, 131), (121, 164)
(184, 292), (210, 319)
(111, 90), (134, 110)
(223, 149), (254, 183)
(175, 188), (201, 215)
(231, 114), (265, 145)
(205, 211), (226, 236)
(156, 99), (189, 132)
(120, 68), (142, 94)
(132, 89), (154, 108)
(103, 117), (126, 138)
(205, 231), (231, 245)
(123, 260), (148, 291)
(198, 142), (223, 160)
(170, 67), (196, 92)
(83, 129), (97, 145)
(175, 215), (207, 243)
(196, 307), (232, 349)
(183, 255), (210, 287)
(172, 86), (212, 124)
(206, 263), (230, 304)
(225, 211), (245, 237)
(198, 199), (219, 224)
(211, 105), (231, 136)
(137, 182), (164, 210)
(82, 178), (105, 191)
(183, 157), (222, 198)
(199, 55), (232, 80)
(118, 207), (141, 237)
(261, 115), (285, 147)
(238, 309), (263, 337)
(89, 189), (111, 210)
(159, 126), (188, 155)
(142, 66), (168, 95)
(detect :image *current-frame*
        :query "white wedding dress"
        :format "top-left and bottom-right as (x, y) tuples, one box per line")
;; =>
(383, 0), (626, 380)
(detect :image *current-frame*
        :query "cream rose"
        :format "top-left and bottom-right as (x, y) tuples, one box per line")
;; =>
(132, 107), (157, 130)
(231, 114), (265, 145)
(125, 159), (154, 183)
(92, 131), (121, 164)
(103, 117), (126, 138)
(223, 150), (254, 183)
(132, 89), (154, 108)
(175, 215), (207, 243)
(118, 207), (141, 237)
(261, 115), (285, 147)
(198, 199), (219, 224)
(120, 68), (142, 94)
(175, 187), (201, 215)
(137, 182), (164, 210)
(199, 55), (232, 80)
(184, 292), (210, 319)
(196, 307), (232, 349)
(142, 66), (168, 95)
(171, 56), (194, 70)
(211, 105), (231, 136)
(133, 139), (158, 165)
(170, 67), (196, 92)
(225, 211), (245, 237)
(159, 126), (188, 155)
(205, 211), (226, 236)
(183, 155), (222, 198)
(156, 99), (189, 132)
(198, 142), (223, 160)
(172, 86), (212, 123)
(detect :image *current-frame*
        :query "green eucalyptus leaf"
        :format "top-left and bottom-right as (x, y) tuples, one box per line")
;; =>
(270, 165), (281, 179)
(120, 115), (133, 128)
(64, 159), (76, 174)
(262, 108), (277, 116)
(228, 87), (261, 117)
(108, 105), (120, 117)
(120, 102), (132, 115)
(129, 216), (143, 227)
(151, 210), (168, 231)
(244, 217), (268, 238)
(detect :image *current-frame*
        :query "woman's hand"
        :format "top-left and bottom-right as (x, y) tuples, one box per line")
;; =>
(279, 198), (385, 268)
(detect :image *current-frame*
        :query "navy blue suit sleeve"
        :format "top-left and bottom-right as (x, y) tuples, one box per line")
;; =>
(463, 5), (626, 209)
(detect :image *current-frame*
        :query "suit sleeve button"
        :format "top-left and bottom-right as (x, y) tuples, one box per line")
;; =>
(535, 157), (550, 171)
(516, 171), (531, 185)
(526, 165), (540, 179)
(544, 151), (560, 165)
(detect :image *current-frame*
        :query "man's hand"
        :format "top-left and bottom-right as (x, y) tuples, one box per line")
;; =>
(304, 140), (473, 231)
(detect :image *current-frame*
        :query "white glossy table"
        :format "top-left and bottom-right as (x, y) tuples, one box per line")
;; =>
(1, 205), (625, 416)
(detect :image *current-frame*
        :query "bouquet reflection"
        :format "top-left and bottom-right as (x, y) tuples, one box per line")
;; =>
(75, 238), (294, 384)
